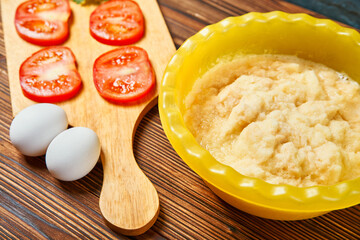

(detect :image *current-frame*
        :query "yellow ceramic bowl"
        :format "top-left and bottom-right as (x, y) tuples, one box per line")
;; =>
(159, 11), (360, 220)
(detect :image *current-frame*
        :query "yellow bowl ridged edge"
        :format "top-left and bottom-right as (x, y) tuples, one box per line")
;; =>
(159, 11), (360, 214)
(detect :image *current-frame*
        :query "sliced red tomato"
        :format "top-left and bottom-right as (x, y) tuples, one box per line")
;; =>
(89, 0), (145, 45)
(93, 46), (155, 103)
(15, 0), (71, 46)
(20, 46), (82, 103)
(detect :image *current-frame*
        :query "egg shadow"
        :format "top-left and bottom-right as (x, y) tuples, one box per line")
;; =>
(57, 156), (103, 196)
(23, 155), (47, 170)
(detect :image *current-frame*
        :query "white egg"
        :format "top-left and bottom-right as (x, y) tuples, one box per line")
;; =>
(45, 127), (101, 181)
(10, 103), (68, 157)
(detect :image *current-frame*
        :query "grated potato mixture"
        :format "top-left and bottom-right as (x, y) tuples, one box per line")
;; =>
(184, 54), (360, 187)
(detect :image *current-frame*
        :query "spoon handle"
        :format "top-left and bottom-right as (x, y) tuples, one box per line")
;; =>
(99, 99), (160, 236)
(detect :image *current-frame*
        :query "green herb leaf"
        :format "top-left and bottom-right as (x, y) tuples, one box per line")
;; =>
(72, 0), (86, 4)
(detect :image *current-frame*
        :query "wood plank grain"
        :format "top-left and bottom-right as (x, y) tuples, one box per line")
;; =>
(1, 0), (360, 239)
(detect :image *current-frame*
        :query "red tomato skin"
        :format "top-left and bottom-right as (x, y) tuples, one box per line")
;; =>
(89, 24), (144, 46)
(14, 0), (71, 46)
(93, 67), (155, 104)
(19, 46), (82, 103)
(15, 19), (69, 46)
(20, 75), (80, 103)
(89, 0), (145, 46)
(93, 46), (155, 103)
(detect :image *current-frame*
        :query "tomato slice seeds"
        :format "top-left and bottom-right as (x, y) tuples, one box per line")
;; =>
(15, 0), (71, 46)
(89, 0), (145, 45)
(20, 46), (82, 103)
(93, 46), (155, 103)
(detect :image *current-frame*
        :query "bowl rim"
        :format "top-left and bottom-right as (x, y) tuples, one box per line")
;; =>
(159, 11), (360, 212)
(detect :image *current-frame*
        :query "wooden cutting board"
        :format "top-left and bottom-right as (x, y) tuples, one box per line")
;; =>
(1, 0), (175, 236)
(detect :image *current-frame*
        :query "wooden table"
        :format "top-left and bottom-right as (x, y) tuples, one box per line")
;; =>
(1, 0), (360, 239)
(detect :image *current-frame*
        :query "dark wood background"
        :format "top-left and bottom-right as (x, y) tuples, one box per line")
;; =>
(1, 0), (360, 239)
